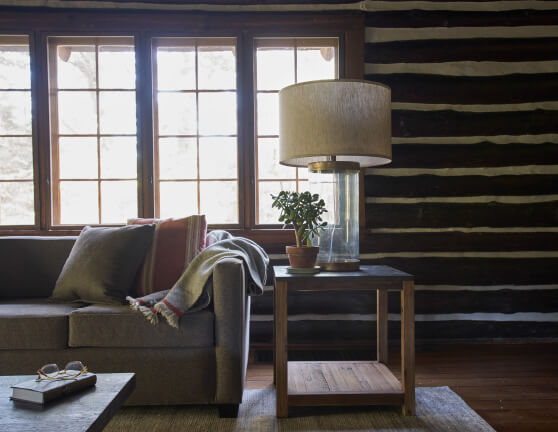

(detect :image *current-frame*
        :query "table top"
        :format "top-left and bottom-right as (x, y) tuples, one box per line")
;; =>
(273, 265), (413, 282)
(0, 373), (135, 432)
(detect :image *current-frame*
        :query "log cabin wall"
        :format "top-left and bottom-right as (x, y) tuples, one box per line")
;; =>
(1, 0), (557, 344)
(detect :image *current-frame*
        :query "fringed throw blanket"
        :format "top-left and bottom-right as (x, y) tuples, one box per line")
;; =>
(127, 233), (269, 328)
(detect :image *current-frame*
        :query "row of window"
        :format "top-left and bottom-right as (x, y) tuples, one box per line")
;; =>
(0, 35), (338, 227)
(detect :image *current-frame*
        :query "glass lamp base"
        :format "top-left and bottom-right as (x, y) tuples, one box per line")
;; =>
(317, 259), (360, 272)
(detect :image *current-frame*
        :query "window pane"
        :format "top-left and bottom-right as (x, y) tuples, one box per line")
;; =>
(159, 181), (198, 218)
(256, 92), (278, 136)
(158, 92), (196, 136)
(0, 181), (34, 225)
(159, 137), (197, 180)
(258, 181), (296, 225)
(257, 137), (295, 180)
(200, 181), (237, 224)
(0, 91), (31, 135)
(198, 92), (236, 136)
(59, 181), (99, 224)
(100, 137), (137, 179)
(297, 47), (336, 83)
(56, 45), (96, 89)
(256, 48), (294, 91)
(101, 180), (137, 223)
(99, 45), (135, 89)
(198, 45), (236, 90)
(99, 91), (136, 134)
(156, 47), (196, 91)
(58, 91), (97, 134)
(199, 137), (236, 179)
(59, 137), (97, 179)
(0, 137), (33, 180)
(0, 45), (30, 89)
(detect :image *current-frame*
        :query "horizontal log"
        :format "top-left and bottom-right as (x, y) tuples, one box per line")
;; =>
(360, 232), (558, 253)
(387, 143), (558, 169)
(365, 11), (558, 28)
(365, 202), (558, 228)
(392, 109), (558, 137)
(250, 320), (558, 344)
(365, 38), (558, 63)
(251, 289), (558, 315)
(365, 174), (558, 197)
(359, 257), (558, 285)
(364, 73), (558, 104)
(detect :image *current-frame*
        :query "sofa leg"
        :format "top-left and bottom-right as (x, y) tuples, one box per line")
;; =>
(218, 404), (239, 418)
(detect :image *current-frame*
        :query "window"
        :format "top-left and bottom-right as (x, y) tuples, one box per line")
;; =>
(152, 38), (238, 224)
(0, 9), (363, 234)
(254, 38), (338, 224)
(0, 35), (34, 226)
(48, 37), (137, 225)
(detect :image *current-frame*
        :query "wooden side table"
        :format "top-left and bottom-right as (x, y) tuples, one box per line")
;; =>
(273, 265), (415, 418)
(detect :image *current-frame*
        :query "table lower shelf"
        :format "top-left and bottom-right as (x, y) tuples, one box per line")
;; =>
(287, 360), (404, 406)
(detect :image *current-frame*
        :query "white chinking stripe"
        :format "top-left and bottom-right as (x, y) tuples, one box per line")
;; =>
(365, 195), (558, 204)
(269, 251), (558, 260)
(365, 61), (558, 77)
(262, 284), (558, 292)
(368, 227), (558, 233)
(5, 0), (558, 12)
(250, 312), (558, 322)
(392, 101), (558, 112)
(366, 26), (558, 43)
(365, 165), (558, 176)
(359, 251), (558, 259)
(392, 135), (558, 145)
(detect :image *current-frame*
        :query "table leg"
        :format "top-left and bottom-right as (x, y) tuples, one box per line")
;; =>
(377, 289), (388, 363)
(274, 280), (288, 418)
(401, 280), (415, 416)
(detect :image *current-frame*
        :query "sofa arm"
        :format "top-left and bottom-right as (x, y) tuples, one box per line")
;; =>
(212, 257), (250, 405)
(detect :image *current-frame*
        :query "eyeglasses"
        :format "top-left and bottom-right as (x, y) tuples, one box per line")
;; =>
(36, 361), (87, 381)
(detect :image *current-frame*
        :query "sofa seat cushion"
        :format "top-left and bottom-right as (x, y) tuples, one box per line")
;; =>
(0, 300), (78, 349)
(69, 304), (214, 348)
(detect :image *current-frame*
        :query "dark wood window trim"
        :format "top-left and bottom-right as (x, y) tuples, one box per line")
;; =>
(0, 8), (365, 247)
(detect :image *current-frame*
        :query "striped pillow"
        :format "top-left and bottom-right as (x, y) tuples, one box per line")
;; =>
(128, 215), (207, 297)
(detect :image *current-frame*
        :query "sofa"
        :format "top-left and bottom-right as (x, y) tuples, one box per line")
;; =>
(0, 235), (252, 417)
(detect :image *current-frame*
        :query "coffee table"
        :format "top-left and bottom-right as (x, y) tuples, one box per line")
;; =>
(0, 372), (135, 431)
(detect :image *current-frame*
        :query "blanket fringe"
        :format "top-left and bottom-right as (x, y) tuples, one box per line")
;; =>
(139, 305), (159, 325)
(154, 302), (179, 329)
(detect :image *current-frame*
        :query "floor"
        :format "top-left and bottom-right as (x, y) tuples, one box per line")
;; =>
(246, 342), (558, 432)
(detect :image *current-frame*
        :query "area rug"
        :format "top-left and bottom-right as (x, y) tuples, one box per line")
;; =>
(105, 387), (495, 432)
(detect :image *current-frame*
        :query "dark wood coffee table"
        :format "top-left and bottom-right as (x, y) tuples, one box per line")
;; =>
(1, 373), (135, 431)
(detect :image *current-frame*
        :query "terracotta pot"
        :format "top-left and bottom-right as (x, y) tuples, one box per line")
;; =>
(285, 246), (319, 268)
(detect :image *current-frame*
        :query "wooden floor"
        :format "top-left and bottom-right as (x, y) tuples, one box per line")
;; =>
(246, 342), (558, 432)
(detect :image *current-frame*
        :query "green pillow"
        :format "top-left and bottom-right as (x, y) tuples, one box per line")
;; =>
(51, 225), (155, 304)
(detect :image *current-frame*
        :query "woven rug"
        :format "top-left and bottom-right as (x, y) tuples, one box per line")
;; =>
(106, 386), (495, 432)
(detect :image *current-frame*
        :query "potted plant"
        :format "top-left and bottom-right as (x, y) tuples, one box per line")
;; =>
(271, 191), (327, 268)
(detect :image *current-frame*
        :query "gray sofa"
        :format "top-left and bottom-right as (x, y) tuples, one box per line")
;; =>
(0, 236), (251, 417)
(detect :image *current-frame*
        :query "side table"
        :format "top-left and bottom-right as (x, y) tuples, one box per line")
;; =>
(273, 265), (415, 418)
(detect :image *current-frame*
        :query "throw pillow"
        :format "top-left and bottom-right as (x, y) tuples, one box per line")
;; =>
(128, 215), (207, 297)
(51, 224), (155, 304)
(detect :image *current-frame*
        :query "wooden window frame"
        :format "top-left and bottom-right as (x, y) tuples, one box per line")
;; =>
(0, 9), (364, 246)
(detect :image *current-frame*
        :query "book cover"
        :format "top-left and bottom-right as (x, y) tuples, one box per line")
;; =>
(10, 372), (97, 405)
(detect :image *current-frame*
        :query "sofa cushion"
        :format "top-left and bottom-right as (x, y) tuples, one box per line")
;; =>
(69, 304), (214, 348)
(51, 225), (155, 305)
(0, 299), (78, 349)
(0, 237), (76, 299)
(128, 215), (207, 297)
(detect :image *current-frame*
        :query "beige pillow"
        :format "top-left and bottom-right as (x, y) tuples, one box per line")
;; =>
(51, 225), (155, 304)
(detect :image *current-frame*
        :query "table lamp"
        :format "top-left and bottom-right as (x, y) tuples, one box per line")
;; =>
(279, 79), (392, 271)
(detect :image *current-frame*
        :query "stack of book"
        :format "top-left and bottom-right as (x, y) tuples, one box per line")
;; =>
(11, 373), (97, 405)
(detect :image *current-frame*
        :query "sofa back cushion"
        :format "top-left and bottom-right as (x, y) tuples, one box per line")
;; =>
(0, 236), (76, 298)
